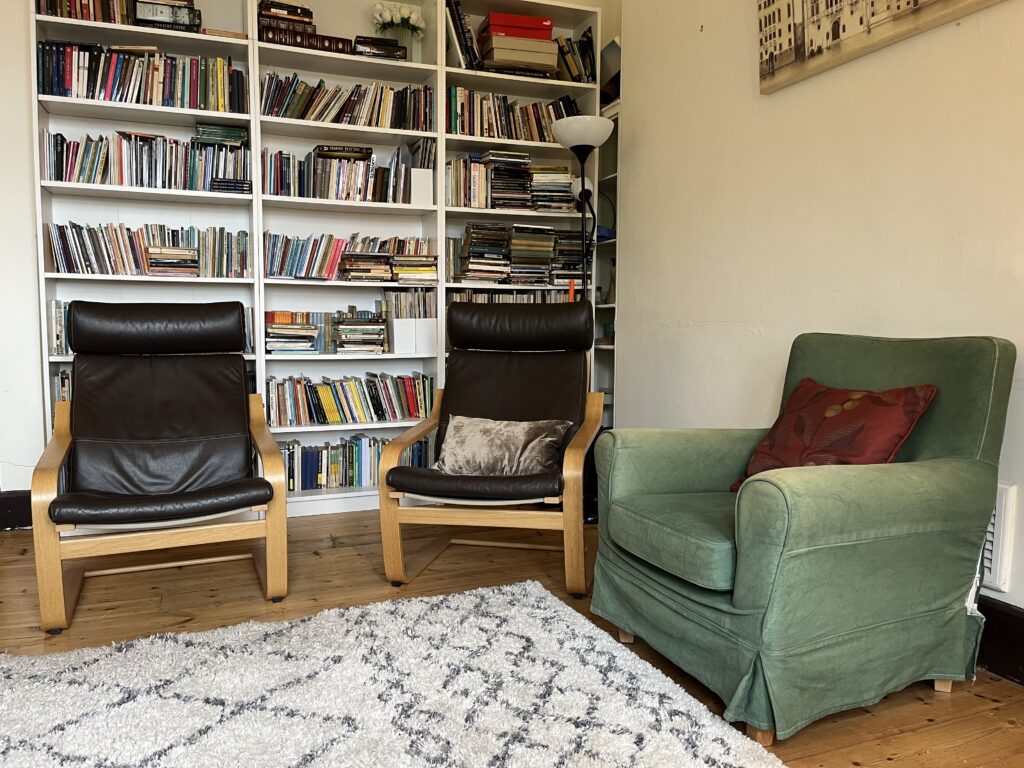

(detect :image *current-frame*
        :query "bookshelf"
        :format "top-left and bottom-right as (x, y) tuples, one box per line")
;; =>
(29, 0), (602, 517)
(596, 62), (620, 427)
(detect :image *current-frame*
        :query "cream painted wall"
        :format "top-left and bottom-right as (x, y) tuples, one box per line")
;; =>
(617, 0), (1024, 606)
(0, 2), (44, 491)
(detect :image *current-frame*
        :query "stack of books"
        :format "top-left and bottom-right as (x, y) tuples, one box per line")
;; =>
(484, 151), (532, 210)
(143, 245), (200, 277)
(508, 226), (556, 285)
(263, 232), (436, 282)
(331, 309), (389, 354)
(262, 144), (407, 204)
(257, 1), (354, 55)
(530, 165), (574, 212)
(478, 13), (558, 76)
(265, 311), (328, 355)
(552, 230), (587, 287)
(457, 223), (511, 282)
(391, 254), (439, 284)
(353, 36), (408, 61)
(338, 252), (393, 282)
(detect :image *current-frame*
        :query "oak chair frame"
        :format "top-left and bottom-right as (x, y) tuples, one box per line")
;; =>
(32, 394), (288, 634)
(379, 388), (605, 596)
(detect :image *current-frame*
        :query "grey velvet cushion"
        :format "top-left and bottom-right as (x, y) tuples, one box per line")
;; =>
(432, 416), (572, 476)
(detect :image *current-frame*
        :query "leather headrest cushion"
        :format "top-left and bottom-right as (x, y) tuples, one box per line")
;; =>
(447, 301), (594, 351)
(68, 301), (247, 355)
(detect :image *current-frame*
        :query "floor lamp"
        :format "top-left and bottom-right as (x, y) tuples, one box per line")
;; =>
(552, 115), (615, 299)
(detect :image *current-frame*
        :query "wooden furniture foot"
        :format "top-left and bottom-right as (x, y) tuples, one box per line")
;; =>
(746, 724), (775, 746)
(934, 679), (953, 693)
(617, 628), (634, 644)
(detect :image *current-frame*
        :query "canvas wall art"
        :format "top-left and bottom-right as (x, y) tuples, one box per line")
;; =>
(758, 0), (1008, 93)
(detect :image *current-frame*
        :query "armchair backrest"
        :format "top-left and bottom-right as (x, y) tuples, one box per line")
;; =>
(67, 302), (253, 496)
(439, 301), (593, 452)
(783, 333), (1016, 464)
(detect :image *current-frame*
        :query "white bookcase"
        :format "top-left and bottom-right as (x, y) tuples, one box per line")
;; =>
(29, 0), (602, 517)
(595, 94), (618, 428)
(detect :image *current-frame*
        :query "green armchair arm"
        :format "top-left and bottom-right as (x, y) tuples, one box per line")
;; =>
(595, 428), (768, 499)
(733, 459), (997, 634)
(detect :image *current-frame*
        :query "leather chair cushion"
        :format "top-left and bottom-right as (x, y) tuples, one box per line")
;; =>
(49, 477), (273, 525)
(68, 301), (247, 354)
(387, 466), (563, 500)
(607, 492), (738, 591)
(447, 301), (593, 352)
(70, 354), (252, 496)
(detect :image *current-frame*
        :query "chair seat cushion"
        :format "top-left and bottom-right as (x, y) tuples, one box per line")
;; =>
(607, 492), (737, 591)
(387, 466), (563, 500)
(49, 478), (274, 525)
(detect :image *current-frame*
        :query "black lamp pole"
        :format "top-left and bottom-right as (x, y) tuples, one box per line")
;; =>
(569, 144), (596, 299)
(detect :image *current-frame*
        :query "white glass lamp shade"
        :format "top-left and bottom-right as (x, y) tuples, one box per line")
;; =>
(552, 116), (614, 150)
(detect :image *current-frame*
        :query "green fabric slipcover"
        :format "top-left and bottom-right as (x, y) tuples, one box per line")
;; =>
(591, 333), (1016, 740)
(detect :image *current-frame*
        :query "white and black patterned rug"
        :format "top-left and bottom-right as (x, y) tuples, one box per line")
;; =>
(0, 581), (783, 767)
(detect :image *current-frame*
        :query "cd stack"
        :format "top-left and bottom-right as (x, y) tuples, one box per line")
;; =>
(457, 223), (511, 283)
(508, 226), (555, 285)
(483, 151), (532, 210)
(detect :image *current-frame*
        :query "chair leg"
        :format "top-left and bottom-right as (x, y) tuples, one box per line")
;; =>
(33, 518), (81, 632)
(746, 724), (775, 747)
(934, 679), (953, 693)
(562, 496), (587, 597)
(262, 499), (288, 601)
(379, 488), (407, 585)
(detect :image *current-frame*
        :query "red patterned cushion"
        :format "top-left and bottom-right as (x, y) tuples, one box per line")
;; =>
(732, 378), (937, 491)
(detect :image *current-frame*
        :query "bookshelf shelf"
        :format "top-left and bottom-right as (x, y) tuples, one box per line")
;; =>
(595, 345), (615, 351)
(445, 134), (569, 158)
(37, 95), (250, 128)
(30, 0), (604, 518)
(263, 278), (437, 289)
(445, 206), (579, 220)
(35, 15), (249, 56)
(259, 116), (434, 145)
(40, 181), (252, 205)
(287, 486), (379, 504)
(444, 67), (597, 100)
(261, 196), (436, 215)
(597, 238), (616, 246)
(596, 303), (616, 310)
(269, 420), (421, 435)
(265, 353), (438, 361)
(257, 42), (437, 83)
(44, 273), (254, 285)
(446, 282), (570, 291)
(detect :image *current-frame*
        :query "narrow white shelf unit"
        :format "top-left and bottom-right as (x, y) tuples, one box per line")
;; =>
(596, 70), (622, 428)
(30, 0), (604, 517)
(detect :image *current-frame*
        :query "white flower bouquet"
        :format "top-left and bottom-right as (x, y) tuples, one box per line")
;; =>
(372, 3), (426, 38)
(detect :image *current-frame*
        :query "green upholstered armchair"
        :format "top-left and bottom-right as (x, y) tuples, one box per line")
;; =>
(591, 333), (1016, 744)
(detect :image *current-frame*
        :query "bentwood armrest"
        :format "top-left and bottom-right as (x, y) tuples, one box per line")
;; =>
(31, 401), (72, 522)
(380, 389), (444, 476)
(562, 392), (605, 480)
(248, 394), (285, 489)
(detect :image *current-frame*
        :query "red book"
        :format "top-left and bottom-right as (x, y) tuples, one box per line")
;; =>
(189, 58), (199, 110)
(64, 45), (74, 97)
(484, 24), (553, 40)
(486, 12), (553, 30)
(104, 52), (118, 100)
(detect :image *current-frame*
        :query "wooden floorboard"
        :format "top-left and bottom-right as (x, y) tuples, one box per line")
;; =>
(1, 511), (1021, 766)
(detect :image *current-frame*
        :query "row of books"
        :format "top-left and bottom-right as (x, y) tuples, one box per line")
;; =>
(266, 371), (436, 428)
(257, 1), (408, 61)
(49, 299), (255, 354)
(448, 290), (577, 304)
(445, 151), (575, 212)
(446, 90), (581, 143)
(263, 232), (436, 283)
(384, 289), (437, 319)
(448, 223), (587, 287)
(265, 308), (387, 355)
(262, 145), (408, 204)
(279, 436), (430, 494)
(260, 72), (433, 132)
(44, 126), (251, 193)
(38, 0), (133, 22)
(37, 42), (247, 114)
(45, 222), (250, 278)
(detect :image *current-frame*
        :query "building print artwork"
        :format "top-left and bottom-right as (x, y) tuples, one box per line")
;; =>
(758, 0), (1007, 93)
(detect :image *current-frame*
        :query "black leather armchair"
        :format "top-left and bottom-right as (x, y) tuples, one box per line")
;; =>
(379, 301), (604, 596)
(32, 302), (287, 633)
